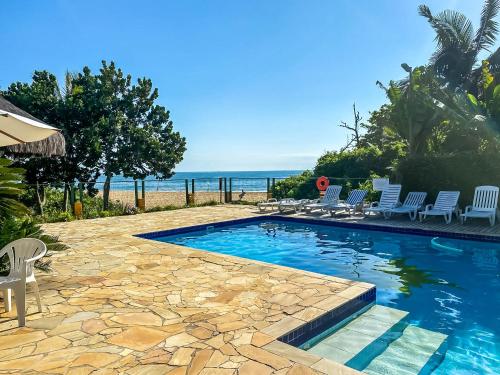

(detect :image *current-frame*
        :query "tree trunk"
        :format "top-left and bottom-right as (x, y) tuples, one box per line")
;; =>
(63, 183), (69, 212)
(103, 174), (112, 210)
(35, 181), (46, 216)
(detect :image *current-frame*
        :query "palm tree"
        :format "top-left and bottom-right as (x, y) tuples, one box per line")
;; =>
(377, 66), (484, 156)
(0, 158), (28, 220)
(419, 0), (500, 90)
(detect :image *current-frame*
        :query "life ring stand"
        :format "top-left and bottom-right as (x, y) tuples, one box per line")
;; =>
(316, 176), (329, 191)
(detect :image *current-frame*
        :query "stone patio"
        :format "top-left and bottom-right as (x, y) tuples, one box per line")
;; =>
(0, 206), (374, 375)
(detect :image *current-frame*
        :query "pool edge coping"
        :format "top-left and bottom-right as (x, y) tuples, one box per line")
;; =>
(134, 214), (500, 243)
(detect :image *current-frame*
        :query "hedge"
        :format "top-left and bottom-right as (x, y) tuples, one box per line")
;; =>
(396, 152), (500, 206)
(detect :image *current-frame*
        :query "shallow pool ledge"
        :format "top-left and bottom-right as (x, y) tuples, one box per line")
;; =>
(262, 283), (376, 347)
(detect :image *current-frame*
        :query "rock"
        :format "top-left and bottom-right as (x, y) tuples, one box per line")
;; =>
(62, 311), (99, 324)
(33, 336), (71, 354)
(216, 321), (247, 333)
(236, 345), (291, 370)
(164, 332), (199, 347)
(108, 327), (170, 351)
(187, 349), (213, 375)
(238, 360), (273, 375)
(82, 319), (107, 335)
(287, 364), (319, 375)
(71, 352), (121, 367)
(111, 312), (162, 326)
(169, 347), (195, 366)
(140, 349), (172, 364)
(0, 331), (46, 351)
(250, 332), (274, 347)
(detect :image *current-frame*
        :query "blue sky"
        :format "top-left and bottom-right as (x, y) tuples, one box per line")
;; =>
(1, 0), (481, 171)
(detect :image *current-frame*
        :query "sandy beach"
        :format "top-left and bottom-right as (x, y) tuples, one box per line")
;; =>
(104, 190), (268, 209)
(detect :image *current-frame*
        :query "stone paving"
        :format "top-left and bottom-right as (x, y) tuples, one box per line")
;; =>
(0, 206), (372, 375)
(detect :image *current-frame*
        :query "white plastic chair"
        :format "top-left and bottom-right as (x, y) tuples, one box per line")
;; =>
(328, 189), (367, 216)
(419, 191), (460, 224)
(364, 184), (402, 217)
(386, 192), (427, 221)
(460, 186), (499, 226)
(0, 238), (47, 327)
(304, 185), (342, 213)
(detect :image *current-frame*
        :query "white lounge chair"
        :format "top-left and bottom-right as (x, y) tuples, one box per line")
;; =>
(386, 192), (427, 221)
(460, 186), (499, 226)
(419, 191), (460, 224)
(278, 199), (309, 213)
(372, 178), (389, 192)
(257, 198), (279, 212)
(0, 239), (47, 327)
(304, 185), (342, 213)
(364, 184), (402, 217)
(328, 189), (367, 216)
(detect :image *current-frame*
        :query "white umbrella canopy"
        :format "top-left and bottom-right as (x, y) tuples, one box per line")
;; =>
(0, 96), (65, 156)
(0, 110), (60, 146)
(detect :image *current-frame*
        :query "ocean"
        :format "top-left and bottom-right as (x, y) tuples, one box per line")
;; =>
(96, 170), (303, 192)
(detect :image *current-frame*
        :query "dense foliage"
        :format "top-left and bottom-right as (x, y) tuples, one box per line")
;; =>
(0, 218), (68, 275)
(0, 158), (28, 219)
(274, 1), (500, 202)
(0, 161), (67, 274)
(20, 187), (136, 222)
(3, 61), (186, 209)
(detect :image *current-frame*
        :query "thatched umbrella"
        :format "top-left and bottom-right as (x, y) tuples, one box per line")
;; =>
(0, 95), (65, 156)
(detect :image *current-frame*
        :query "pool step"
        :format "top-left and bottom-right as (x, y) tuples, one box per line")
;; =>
(307, 304), (448, 375)
(308, 305), (409, 364)
(363, 325), (448, 375)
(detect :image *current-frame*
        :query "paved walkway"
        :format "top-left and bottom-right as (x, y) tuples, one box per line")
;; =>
(0, 206), (369, 375)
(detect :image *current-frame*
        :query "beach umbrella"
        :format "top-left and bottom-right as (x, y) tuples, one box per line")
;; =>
(0, 95), (65, 156)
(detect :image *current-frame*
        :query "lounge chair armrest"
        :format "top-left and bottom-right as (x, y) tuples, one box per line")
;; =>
(369, 201), (379, 208)
(423, 204), (433, 211)
(464, 205), (472, 214)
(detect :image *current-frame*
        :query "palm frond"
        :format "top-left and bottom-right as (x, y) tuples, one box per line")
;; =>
(419, 5), (465, 48)
(0, 158), (29, 219)
(435, 10), (474, 49)
(474, 0), (500, 51)
(0, 218), (68, 274)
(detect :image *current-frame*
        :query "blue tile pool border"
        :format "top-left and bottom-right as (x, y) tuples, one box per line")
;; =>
(135, 215), (500, 243)
(278, 287), (376, 347)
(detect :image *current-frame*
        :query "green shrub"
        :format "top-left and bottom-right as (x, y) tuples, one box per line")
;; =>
(314, 145), (404, 180)
(357, 173), (383, 202)
(271, 146), (403, 200)
(146, 205), (182, 213)
(0, 218), (68, 275)
(22, 187), (133, 222)
(272, 171), (317, 200)
(396, 152), (500, 206)
(21, 186), (223, 223)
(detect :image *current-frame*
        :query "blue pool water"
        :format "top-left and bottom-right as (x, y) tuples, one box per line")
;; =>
(153, 219), (500, 374)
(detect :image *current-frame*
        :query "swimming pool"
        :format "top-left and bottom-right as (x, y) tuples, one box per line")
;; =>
(144, 218), (500, 374)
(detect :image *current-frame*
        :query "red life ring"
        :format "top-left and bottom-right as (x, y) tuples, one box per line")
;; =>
(316, 176), (329, 191)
